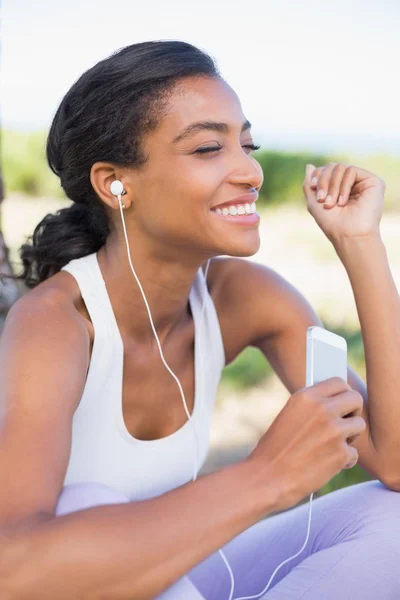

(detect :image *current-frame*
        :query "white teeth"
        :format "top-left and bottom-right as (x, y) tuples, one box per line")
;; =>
(212, 202), (257, 217)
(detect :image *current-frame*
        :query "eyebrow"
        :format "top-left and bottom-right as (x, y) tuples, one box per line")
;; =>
(172, 119), (252, 144)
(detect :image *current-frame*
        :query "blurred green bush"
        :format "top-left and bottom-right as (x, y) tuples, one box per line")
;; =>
(2, 130), (64, 199)
(220, 346), (273, 390)
(254, 148), (400, 210)
(2, 130), (399, 210)
(318, 463), (373, 496)
(254, 149), (331, 206)
(221, 322), (364, 390)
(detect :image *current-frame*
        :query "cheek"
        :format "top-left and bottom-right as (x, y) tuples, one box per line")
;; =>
(157, 166), (221, 214)
(173, 162), (218, 189)
(138, 155), (225, 227)
(177, 163), (225, 212)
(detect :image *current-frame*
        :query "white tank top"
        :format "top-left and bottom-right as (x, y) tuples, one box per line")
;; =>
(60, 251), (225, 501)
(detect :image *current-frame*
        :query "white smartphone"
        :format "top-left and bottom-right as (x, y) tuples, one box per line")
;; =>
(306, 326), (347, 387)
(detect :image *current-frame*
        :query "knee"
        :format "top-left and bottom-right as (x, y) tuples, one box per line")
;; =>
(333, 479), (400, 522)
(366, 478), (400, 512)
(55, 481), (130, 516)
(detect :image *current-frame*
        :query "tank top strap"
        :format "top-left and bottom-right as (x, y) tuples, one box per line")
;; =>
(191, 265), (226, 371)
(60, 252), (118, 396)
(60, 252), (109, 329)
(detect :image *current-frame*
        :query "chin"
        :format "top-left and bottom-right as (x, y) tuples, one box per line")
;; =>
(220, 234), (261, 258)
(207, 207), (261, 255)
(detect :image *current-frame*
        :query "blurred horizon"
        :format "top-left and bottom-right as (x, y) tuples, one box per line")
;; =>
(2, 0), (400, 155)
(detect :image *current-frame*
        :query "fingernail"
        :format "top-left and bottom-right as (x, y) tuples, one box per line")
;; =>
(310, 177), (318, 187)
(324, 194), (332, 204)
(338, 195), (345, 205)
(317, 189), (326, 200)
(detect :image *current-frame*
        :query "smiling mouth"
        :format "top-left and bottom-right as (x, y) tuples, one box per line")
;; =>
(210, 201), (257, 216)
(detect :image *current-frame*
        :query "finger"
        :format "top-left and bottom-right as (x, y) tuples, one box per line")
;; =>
(344, 446), (359, 469)
(304, 164), (316, 188)
(342, 415), (366, 443)
(337, 166), (358, 206)
(315, 163), (337, 203)
(347, 431), (362, 446)
(309, 376), (352, 397)
(310, 167), (324, 189)
(303, 164), (318, 201)
(328, 390), (364, 418)
(324, 163), (347, 208)
(310, 164), (331, 201)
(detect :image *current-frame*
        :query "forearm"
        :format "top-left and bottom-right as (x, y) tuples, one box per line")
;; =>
(4, 461), (279, 600)
(334, 232), (400, 463)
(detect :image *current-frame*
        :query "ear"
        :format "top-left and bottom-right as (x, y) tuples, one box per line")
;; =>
(90, 162), (131, 210)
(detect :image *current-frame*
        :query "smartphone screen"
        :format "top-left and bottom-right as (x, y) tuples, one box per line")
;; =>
(312, 339), (347, 384)
(306, 327), (347, 387)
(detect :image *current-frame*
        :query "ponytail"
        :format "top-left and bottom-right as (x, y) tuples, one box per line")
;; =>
(2, 40), (220, 288)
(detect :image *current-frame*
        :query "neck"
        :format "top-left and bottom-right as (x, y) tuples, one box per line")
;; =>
(96, 241), (205, 345)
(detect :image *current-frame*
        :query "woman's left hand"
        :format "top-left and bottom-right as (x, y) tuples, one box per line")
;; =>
(303, 162), (385, 245)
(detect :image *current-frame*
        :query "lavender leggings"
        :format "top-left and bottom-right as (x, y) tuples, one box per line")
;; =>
(55, 478), (400, 599)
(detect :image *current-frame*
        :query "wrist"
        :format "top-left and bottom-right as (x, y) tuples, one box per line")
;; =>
(332, 230), (383, 256)
(239, 457), (284, 517)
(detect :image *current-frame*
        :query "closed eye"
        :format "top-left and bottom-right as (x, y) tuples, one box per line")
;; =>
(195, 144), (261, 154)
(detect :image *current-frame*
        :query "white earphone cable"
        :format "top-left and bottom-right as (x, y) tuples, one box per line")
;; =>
(117, 195), (200, 480)
(116, 189), (313, 600)
(233, 492), (314, 599)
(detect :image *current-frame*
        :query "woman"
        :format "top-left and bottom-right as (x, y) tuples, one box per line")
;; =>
(0, 40), (400, 600)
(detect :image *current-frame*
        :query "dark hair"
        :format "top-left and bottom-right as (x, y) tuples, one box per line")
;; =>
(3, 40), (221, 289)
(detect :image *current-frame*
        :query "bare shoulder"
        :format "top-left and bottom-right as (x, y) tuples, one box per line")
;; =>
(4, 273), (91, 358)
(1, 272), (94, 388)
(13, 269), (94, 341)
(206, 256), (318, 365)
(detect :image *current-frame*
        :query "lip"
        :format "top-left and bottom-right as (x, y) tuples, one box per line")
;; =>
(212, 192), (258, 210)
(210, 210), (260, 226)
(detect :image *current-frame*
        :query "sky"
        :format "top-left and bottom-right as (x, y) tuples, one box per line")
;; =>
(2, 0), (400, 155)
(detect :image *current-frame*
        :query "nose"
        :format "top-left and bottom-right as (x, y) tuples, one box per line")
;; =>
(228, 147), (264, 191)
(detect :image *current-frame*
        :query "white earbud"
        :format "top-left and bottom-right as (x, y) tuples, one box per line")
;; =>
(110, 180), (124, 197)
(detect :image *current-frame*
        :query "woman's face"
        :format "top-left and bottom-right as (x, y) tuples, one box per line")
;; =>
(126, 76), (264, 261)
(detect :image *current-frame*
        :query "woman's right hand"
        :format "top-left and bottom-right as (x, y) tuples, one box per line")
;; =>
(246, 377), (366, 512)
